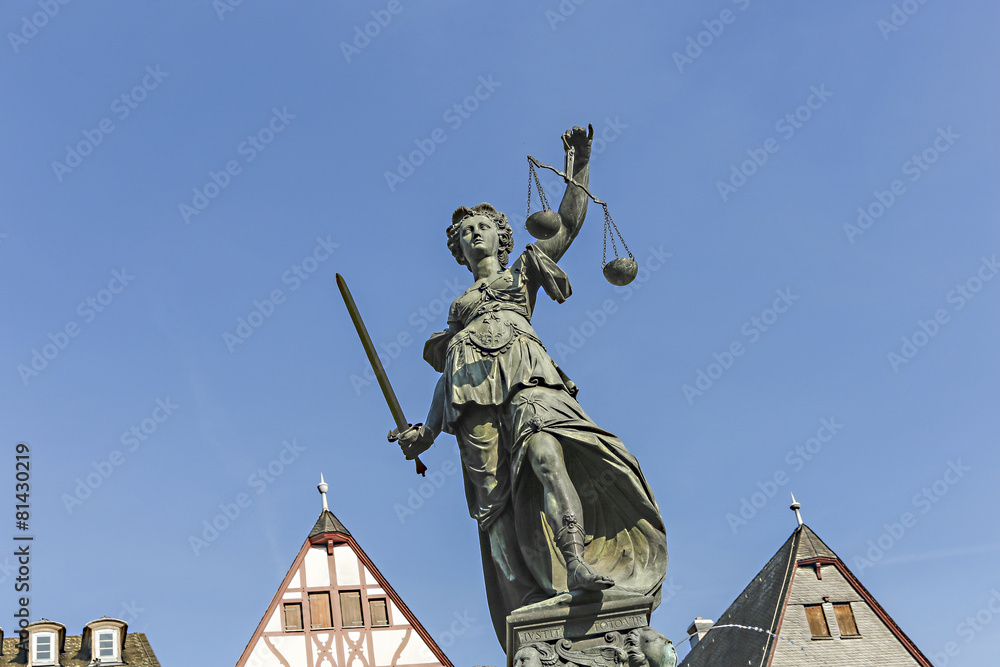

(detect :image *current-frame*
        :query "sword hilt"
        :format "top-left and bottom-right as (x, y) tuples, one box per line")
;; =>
(387, 424), (427, 476)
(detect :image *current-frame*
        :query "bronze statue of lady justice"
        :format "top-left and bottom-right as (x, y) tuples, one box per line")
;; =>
(366, 126), (667, 644)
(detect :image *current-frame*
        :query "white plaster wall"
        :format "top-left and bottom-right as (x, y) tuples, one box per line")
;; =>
(305, 546), (332, 587)
(395, 630), (439, 665)
(269, 635), (307, 667)
(335, 545), (361, 585)
(290, 570), (301, 589)
(263, 608), (281, 633)
(371, 628), (406, 664)
(245, 635), (306, 667)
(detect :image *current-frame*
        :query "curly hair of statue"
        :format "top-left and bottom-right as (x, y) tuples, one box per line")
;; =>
(446, 203), (515, 269)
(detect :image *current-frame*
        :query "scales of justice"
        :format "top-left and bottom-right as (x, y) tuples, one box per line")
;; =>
(338, 125), (676, 667)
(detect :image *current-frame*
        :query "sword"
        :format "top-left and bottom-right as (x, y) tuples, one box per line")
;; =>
(336, 273), (427, 476)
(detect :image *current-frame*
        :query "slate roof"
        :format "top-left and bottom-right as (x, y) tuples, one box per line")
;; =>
(679, 524), (931, 667)
(678, 528), (802, 667)
(0, 632), (161, 667)
(308, 508), (351, 538)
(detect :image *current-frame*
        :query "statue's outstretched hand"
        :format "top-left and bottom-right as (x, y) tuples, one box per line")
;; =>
(562, 124), (593, 165)
(395, 423), (435, 460)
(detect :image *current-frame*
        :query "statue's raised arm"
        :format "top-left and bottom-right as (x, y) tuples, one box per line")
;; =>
(532, 125), (592, 263)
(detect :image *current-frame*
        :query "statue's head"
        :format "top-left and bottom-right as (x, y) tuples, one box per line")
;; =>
(625, 627), (676, 667)
(512, 643), (557, 667)
(447, 203), (514, 271)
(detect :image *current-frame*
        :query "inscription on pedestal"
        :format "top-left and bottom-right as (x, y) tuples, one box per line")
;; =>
(506, 595), (658, 667)
(518, 626), (564, 643)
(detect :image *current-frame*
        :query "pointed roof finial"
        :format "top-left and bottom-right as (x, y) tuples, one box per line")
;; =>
(318, 473), (329, 512)
(790, 493), (803, 527)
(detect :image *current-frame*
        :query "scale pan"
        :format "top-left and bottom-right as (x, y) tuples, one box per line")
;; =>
(525, 210), (562, 240)
(603, 257), (638, 286)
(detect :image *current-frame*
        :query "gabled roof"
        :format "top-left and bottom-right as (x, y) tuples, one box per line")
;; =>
(308, 508), (351, 538)
(237, 506), (453, 667)
(679, 524), (931, 667)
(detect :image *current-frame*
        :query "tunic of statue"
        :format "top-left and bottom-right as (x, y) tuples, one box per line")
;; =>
(396, 127), (667, 644)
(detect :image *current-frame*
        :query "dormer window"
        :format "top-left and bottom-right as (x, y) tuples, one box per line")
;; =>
(83, 618), (127, 665)
(32, 632), (56, 665)
(96, 629), (118, 661)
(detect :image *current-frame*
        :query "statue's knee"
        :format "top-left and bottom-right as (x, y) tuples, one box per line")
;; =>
(526, 432), (563, 474)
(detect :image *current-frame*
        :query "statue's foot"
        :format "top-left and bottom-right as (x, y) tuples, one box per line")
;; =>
(566, 557), (615, 592)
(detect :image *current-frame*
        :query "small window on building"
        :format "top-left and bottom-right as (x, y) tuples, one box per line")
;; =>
(309, 592), (333, 629)
(283, 603), (303, 631)
(370, 599), (389, 627)
(96, 629), (117, 660)
(805, 604), (831, 638)
(33, 633), (55, 664)
(833, 602), (860, 636)
(340, 590), (363, 628)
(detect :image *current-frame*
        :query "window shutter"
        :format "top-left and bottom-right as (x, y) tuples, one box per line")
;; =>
(370, 599), (389, 626)
(283, 603), (303, 631)
(833, 602), (860, 636)
(309, 592), (333, 629)
(340, 591), (364, 627)
(804, 604), (831, 637)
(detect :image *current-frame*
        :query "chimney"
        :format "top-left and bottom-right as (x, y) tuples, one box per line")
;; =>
(687, 617), (714, 649)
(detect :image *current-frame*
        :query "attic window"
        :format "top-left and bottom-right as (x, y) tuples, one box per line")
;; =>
(309, 592), (333, 629)
(833, 602), (860, 637)
(804, 605), (831, 638)
(33, 632), (56, 665)
(370, 599), (389, 627)
(96, 629), (118, 661)
(340, 591), (363, 628)
(283, 603), (304, 632)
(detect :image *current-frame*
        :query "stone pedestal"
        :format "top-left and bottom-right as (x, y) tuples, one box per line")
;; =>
(505, 593), (676, 667)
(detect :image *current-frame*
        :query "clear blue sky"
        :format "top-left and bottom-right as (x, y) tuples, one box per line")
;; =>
(2, 2), (998, 666)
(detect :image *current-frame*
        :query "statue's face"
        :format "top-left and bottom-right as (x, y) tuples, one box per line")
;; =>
(458, 214), (499, 266)
(513, 647), (542, 667)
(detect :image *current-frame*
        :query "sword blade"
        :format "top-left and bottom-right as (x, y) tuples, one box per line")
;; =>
(336, 273), (409, 432)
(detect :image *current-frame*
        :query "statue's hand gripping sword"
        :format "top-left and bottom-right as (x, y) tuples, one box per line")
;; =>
(336, 274), (427, 476)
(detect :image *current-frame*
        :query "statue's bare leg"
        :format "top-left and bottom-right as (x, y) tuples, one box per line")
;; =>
(525, 431), (614, 591)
